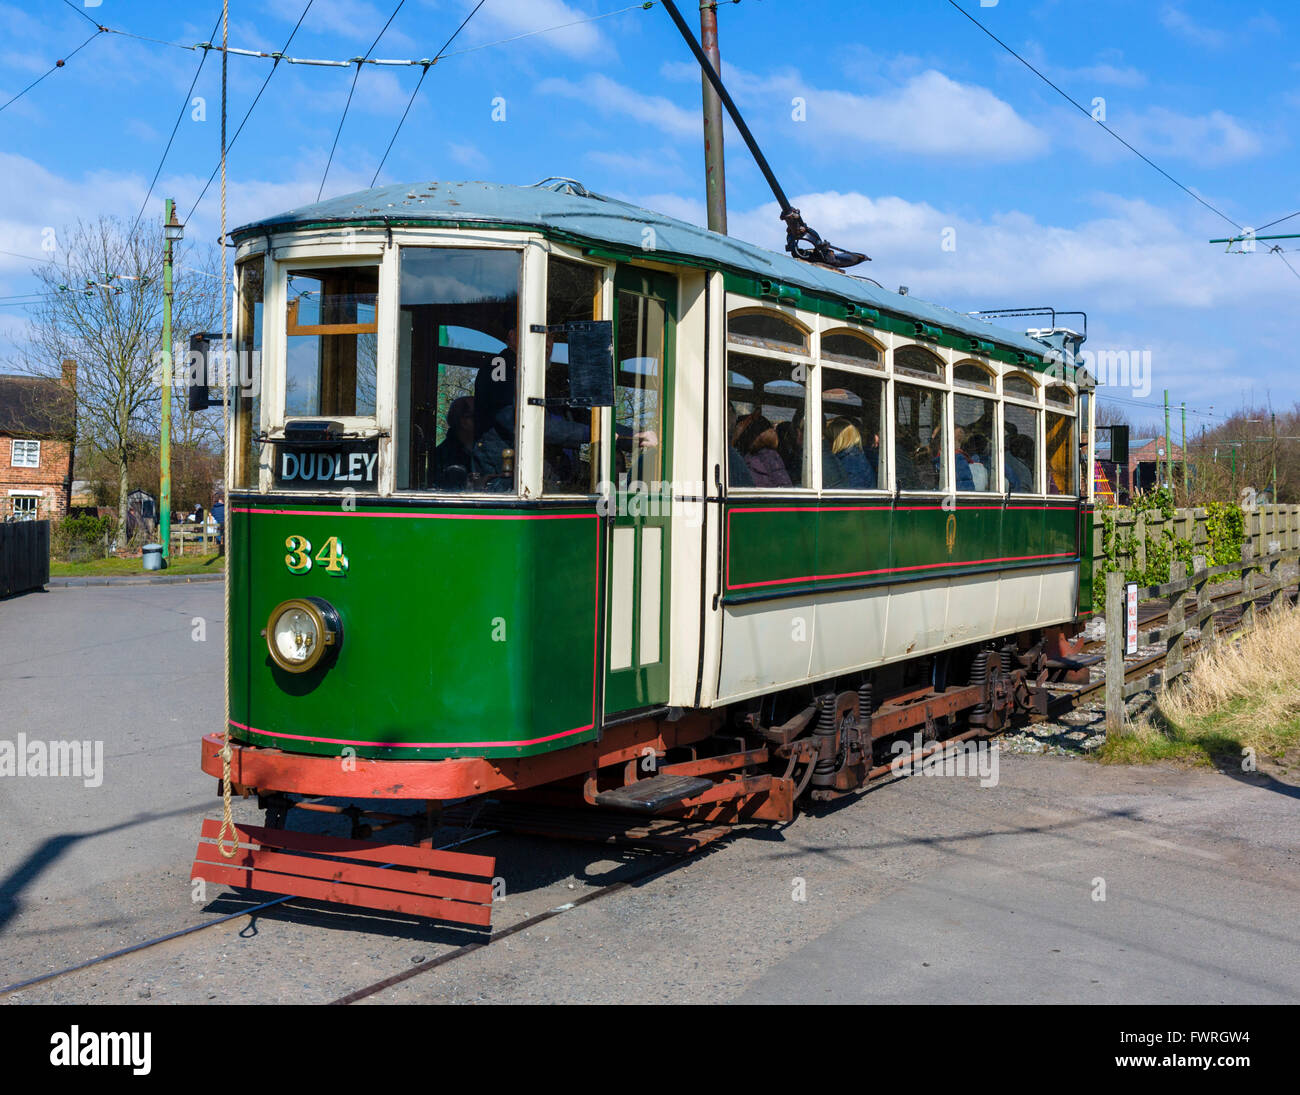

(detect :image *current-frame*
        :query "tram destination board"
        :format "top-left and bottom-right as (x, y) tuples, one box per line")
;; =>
(273, 437), (379, 489)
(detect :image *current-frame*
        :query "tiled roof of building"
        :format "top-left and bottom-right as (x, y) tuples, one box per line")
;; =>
(0, 373), (75, 439)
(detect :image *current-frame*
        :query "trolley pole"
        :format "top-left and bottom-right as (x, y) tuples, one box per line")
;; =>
(160, 198), (175, 562)
(699, 1), (728, 234)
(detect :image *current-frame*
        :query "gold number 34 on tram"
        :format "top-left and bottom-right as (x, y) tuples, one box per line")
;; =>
(284, 535), (349, 576)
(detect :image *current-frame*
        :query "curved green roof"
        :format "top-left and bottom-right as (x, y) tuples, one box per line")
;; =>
(234, 178), (1049, 359)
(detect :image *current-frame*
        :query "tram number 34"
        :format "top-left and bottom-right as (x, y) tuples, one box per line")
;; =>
(284, 534), (349, 576)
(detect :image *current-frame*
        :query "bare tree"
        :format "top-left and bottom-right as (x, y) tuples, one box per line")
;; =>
(14, 215), (222, 534)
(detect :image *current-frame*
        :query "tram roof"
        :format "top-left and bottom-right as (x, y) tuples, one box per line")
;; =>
(234, 179), (1050, 359)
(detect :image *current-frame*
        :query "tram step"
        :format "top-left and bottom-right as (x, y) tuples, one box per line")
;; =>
(594, 773), (715, 813)
(190, 818), (496, 928)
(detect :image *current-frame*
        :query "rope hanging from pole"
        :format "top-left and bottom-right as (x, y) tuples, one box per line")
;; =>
(659, 0), (868, 269)
(217, 0), (238, 861)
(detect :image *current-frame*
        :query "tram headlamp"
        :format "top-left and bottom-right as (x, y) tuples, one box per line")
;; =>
(264, 597), (341, 673)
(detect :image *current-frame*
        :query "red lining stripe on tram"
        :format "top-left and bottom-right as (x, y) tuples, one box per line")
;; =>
(229, 719), (596, 750)
(724, 504), (1078, 590)
(232, 507), (592, 520)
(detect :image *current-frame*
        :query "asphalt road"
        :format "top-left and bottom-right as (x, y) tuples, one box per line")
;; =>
(1, 583), (1297, 1004)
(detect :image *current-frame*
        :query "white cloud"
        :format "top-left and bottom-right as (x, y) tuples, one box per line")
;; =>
(1159, 5), (1227, 48)
(537, 74), (697, 138)
(455, 0), (609, 59)
(1121, 107), (1265, 166)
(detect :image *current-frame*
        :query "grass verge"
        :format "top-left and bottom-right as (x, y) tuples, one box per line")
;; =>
(50, 554), (224, 578)
(1097, 604), (1300, 767)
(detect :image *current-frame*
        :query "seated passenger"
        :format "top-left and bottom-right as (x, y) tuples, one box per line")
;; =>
(433, 396), (476, 489)
(733, 411), (792, 487)
(953, 426), (976, 492)
(894, 434), (921, 490)
(776, 411), (805, 483)
(966, 432), (991, 491)
(1002, 426), (1033, 491)
(828, 417), (874, 488)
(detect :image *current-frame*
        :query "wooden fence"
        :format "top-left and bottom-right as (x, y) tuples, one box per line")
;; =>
(0, 519), (50, 598)
(168, 522), (221, 556)
(1104, 545), (1300, 734)
(1095, 504), (1300, 574)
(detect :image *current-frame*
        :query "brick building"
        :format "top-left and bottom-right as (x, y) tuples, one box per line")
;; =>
(1095, 433), (1183, 501)
(0, 362), (76, 521)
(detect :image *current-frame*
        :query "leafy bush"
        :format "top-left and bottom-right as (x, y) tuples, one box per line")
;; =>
(52, 514), (115, 562)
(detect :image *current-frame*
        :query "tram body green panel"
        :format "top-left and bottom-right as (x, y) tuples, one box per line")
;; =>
(723, 500), (1082, 600)
(227, 500), (600, 760)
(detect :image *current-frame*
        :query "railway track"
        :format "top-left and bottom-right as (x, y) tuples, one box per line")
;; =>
(7, 582), (1285, 1005)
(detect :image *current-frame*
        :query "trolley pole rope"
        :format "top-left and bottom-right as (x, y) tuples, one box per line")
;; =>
(217, 0), (237, 861)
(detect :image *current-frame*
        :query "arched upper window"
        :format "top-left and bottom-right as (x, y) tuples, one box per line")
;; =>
(820, 329), (882, 369)
(953, 361), (994, 391)
(894, 345), (944, 380)
(727, 309), (808, 353)
(1003, 372), (1038, 400)
(1045, 383), (1075, 410)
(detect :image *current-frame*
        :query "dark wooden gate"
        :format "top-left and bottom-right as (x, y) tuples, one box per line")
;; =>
(0, 520), (50, 597)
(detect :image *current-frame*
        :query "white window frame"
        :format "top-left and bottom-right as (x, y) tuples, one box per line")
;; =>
(10, 439), (40, 468)
(724, 302), (815, 493)
(7, 490), (41, 519)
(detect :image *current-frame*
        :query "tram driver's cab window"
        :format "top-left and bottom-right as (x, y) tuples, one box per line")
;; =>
(543, 258), (603, 494)
(285, 265), (378, 418)
(396, 248), (521, 492)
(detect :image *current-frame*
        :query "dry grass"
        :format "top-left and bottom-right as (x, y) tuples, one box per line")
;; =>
(1098, 604), (1300, 766)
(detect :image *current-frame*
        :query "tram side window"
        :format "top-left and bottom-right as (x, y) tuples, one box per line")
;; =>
(396, 247), (521, 492)
(727, 352), (806, 488)
(1046, 411), (1077, 495)
(285, 265), (378, 418)
(1003, 403), (1040, 493)
(234, 257), (263, 489)
(893, 382), (946, 491)
(953, 392), (996, 491)
(544, 259), (602, 494)
(614, 290), (666, 487)
(820, 368), (884, 490)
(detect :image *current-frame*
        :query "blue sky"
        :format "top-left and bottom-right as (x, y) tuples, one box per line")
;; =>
(2, 0), (1297, 432)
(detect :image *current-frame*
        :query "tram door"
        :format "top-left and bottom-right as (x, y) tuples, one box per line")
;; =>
(603, 267), (677, 716)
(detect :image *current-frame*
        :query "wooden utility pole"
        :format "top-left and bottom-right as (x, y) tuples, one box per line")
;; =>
(699, 2), (728, 234)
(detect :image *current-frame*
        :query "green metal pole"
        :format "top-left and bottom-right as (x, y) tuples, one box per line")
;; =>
(1181, 402), (1188, 500)
(1163, 388), (1171, 490)
(160, 197), (174, 562)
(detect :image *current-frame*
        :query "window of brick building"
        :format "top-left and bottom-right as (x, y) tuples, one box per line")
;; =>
(11, 439), (40, 468)
(10, 494), (39, 519)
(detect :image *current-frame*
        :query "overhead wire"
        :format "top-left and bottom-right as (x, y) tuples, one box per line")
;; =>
(369, 0), (488, 187)
(318, 0), (408, 201)
(0, 27), (102, 115)
(127, 11), (224, 242)
(943, 0), (1243, 232)
(186, 0), (316, 223)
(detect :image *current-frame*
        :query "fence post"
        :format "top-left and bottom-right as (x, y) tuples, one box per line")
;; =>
(1268, 552), (1283, 612)
(1241, 540), (1256, 632)
(1166, 560), (1186, 683)
(1192, 554), (1213, 649)
(1105, 570), (1125, 737)
(1135, 511), (1147, 575)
